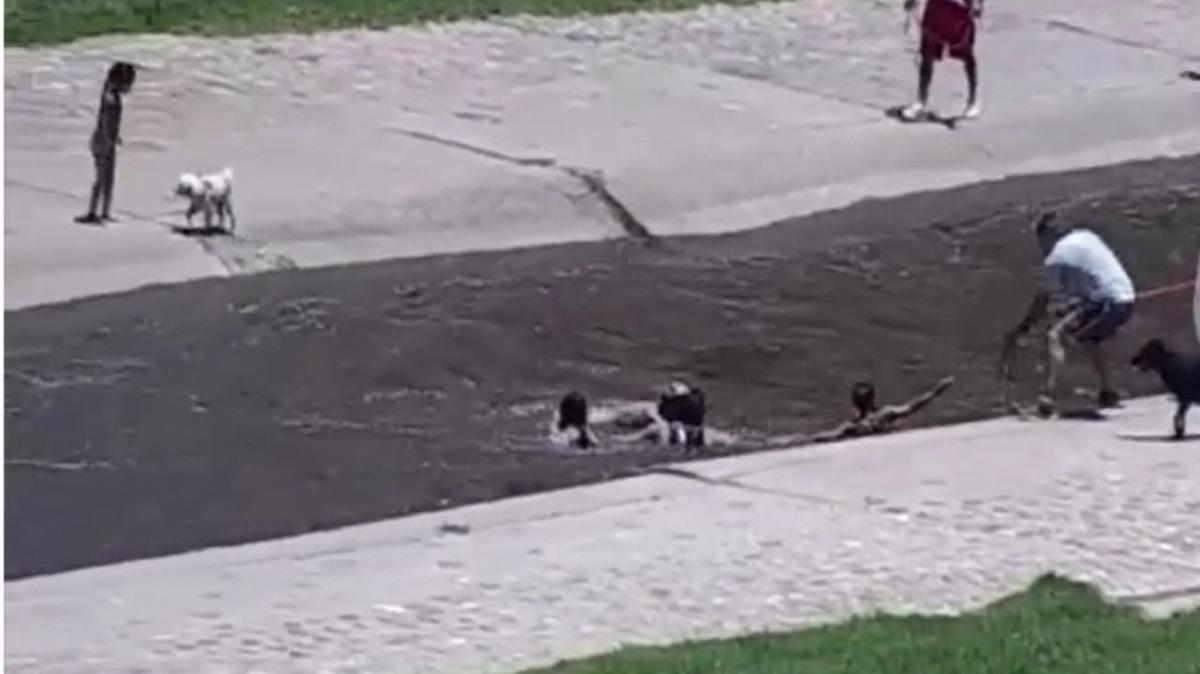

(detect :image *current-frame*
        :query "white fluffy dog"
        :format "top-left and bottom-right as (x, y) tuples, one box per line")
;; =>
(175, 167), (236, 233)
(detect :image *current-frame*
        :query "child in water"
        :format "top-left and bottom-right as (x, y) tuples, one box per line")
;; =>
(75, 61), (137, 224)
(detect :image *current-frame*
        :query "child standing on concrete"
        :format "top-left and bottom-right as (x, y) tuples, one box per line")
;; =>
(75, 61), (136, 224)
(899, 0), (982, 121)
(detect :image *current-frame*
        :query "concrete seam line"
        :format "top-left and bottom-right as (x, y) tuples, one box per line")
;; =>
(1041, 18), (1200, 60)
(386, 127), (557, 168)
(385, 125), (656, 243)
(560, 165), (657, 243)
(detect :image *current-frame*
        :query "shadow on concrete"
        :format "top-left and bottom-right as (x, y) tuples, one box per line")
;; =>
(1057, 408), (1109, 421)
(884, 105), (959, 130)
(1116, 431), (1200, 443)
(171, 224), (233, 238)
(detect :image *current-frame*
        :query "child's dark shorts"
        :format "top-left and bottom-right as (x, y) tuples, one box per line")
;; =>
(920, 0), (976, 61)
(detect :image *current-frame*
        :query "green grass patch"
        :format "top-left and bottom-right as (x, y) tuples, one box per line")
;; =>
(5, 0), (766, 47)
(523, 575), (1200, 674)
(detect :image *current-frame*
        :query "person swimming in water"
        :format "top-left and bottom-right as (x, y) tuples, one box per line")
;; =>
(808, 376), (955, 443)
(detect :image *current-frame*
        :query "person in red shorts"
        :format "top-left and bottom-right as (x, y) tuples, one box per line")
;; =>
(899, 0), (983, 121)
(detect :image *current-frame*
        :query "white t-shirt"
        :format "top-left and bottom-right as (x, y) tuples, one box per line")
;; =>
(1043, 229), (1135, 304)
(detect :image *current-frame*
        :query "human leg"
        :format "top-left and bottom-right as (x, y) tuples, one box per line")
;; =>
(1083, 342), (1117, 406)
(901, 48), (937, 120)
(1073, 301), (1135, 407)
(1174, 401), (1190, 439)
(75, 153), (105, 223)
(98, 151), (117, 220)
(1040, 307), (1082, 414)
(962, 53), (981, 117)
(917, 55), (935, 107)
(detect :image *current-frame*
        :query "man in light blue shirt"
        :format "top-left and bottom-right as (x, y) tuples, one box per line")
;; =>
(1002, 212), (1136, 412)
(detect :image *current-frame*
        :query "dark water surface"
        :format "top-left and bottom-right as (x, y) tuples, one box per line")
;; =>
(6, 155), (1200, 578)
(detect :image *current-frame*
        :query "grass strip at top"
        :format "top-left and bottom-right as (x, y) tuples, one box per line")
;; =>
(5, 0), (766, 46)
(522, 574), (1200, 674)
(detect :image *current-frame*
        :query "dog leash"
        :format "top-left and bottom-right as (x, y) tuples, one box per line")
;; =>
(1068, 281), (1196, 336)
(1137, 280), (1195, 301)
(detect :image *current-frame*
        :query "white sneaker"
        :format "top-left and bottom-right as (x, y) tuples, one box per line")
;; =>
(962, 100), (982, 119)
(898, 102), (927, 121)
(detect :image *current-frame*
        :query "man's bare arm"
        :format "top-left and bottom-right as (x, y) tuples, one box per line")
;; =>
(1012, 291), (1050, 338)
(879, 376), (956, 421)
(999, 290), (1050, 379)
(808, 422), (859, 444)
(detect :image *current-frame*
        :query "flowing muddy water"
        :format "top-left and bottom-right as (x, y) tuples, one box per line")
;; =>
(6, 156), (1200, 578)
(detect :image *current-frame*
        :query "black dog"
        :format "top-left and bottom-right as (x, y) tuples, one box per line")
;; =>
(657, 382), (707, 451)
(557, 391), (592, 448)
(1130, 338), (1200, 439)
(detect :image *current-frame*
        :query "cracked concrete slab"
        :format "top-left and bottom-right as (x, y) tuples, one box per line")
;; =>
(5, 397), (1197, 674)
(6, 0), (1198, 309)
